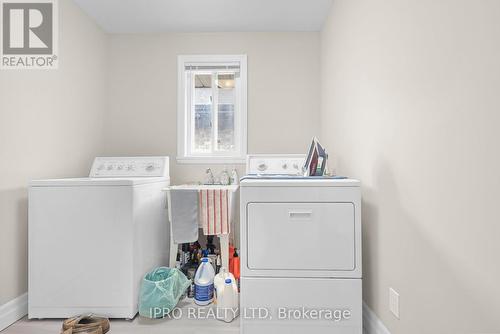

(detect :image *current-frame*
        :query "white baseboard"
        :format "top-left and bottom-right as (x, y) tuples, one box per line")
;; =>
(363, 301), (391, 334)
(0, 293), (28, 331)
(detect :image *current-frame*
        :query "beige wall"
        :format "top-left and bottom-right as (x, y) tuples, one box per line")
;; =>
(0, 26), (320, 304)
(320, 0), (500, 333)
(104, 32), (320, 183)
(2, 1), (498, 332)
(0, 0), (108, 304)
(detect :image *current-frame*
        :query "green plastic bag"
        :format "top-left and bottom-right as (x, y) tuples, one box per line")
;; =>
(139, 267), (191, 318)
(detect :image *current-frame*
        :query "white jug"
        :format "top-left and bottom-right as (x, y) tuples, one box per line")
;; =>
(194, 258), (215, 306)
(214, 268), (237, 299)
(216, 278), (239, 323)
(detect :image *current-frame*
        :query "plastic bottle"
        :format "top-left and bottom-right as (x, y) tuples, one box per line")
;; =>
(188, 279), (195, 298)
(231, 249), (240, 281)
(230, 168), (239, 185)
(215, 254), (222, 273)
(220, 167), (230, 185)
(216, 278), (239, 323)
(228, 244), (235, 274)
(204, 168), (215, 185)
(208, 254), (217, 273)
(214, 268), (237, 300)
(194, 258), (215, 305)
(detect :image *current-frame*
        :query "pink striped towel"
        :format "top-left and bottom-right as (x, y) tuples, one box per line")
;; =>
(199, 189), (230, 235)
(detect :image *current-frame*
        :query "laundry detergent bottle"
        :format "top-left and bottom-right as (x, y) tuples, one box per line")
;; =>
(194, 257), (215, 305)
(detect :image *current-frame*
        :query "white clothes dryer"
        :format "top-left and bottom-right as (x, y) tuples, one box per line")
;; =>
(240, 154), (362, 334)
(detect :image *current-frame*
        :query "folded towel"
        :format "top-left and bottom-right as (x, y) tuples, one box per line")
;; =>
(169, 189), (199, 243)
(199, 189), (230, 235)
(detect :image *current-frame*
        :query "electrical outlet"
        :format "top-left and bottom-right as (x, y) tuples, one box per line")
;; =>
(389, 287), (400, 319)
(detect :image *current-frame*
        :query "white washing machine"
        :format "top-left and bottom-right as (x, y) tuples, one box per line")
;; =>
(28, 157), (170, 319)
(240, 154), (362, 334)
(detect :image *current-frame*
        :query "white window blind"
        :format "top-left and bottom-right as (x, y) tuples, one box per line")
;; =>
(184, 63), (241, 71)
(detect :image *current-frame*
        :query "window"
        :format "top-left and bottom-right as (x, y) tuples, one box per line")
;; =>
(177, 55), (247, 163)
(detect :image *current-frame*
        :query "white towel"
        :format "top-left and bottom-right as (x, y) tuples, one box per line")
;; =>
(199, 189), (230, 235)
(169, 189), (199, 243)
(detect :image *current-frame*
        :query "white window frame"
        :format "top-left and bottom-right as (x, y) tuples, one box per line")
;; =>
(177, 54), (247, 164)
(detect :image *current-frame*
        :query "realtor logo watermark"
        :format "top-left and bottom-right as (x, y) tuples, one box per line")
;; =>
(1, 0), (58, 69)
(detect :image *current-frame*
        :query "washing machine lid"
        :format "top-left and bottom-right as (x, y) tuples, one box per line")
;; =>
(30, 177), (169, 187)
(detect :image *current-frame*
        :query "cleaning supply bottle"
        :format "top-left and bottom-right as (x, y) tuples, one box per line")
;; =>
(215, 254), (222, 274)
(204, 168), (215, 185)
(230, 168), (239, 185)
(216, 278), (239, 323)
(220, 167), (230, 185)
(231, 249), (240, 278)
(228, 244), (235, 274)
(232, 249), (240, 291)
(194, 258), (215, 305)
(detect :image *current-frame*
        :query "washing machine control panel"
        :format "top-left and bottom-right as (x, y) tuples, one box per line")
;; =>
(89, 156), (169, 178)
(246, 154), (305, 175)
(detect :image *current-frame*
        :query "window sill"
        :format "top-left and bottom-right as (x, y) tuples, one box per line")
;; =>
(176, 156), (246, 164)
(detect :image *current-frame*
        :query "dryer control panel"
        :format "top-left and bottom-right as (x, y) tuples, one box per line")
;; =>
(89, 156), (169, 178)
(246, 154), (305, 176)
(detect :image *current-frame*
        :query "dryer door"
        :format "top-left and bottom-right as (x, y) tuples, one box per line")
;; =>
(247, 202), (355, 272)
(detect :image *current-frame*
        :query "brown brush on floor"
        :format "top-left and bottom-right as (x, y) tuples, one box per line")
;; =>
(61, 315), (110, 334)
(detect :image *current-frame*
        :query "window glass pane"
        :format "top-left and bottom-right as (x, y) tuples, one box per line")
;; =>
(216, 73), (235, 152)
(193, 74), (212, 152)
